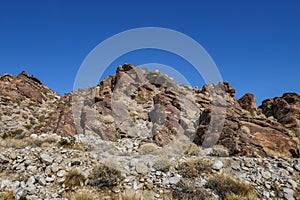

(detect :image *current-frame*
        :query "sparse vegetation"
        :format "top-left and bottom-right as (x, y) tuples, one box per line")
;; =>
(121, 192), (141, 200)
(58, 136), (86, 151)
(177, 157), (213, 178)
(138, 143), (159, 154)
(63, 190), (95, 200)
(0, 191), (14, 200)
(172, 180), (213, 200)
(64, 169), (85, 188)
(153, 156), (171, 172)
(206, 174), (257, 200)
(184, 143), (201, 156)
(2, 129), (23, 139)
(88, 163), (123, 188)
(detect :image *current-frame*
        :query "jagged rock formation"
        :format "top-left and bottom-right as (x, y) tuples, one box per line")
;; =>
(0, 71), (60, 137)
(0, 64), (300, 158)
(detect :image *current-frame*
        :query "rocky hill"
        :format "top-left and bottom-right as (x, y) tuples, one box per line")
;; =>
(0, 64), (300, 200)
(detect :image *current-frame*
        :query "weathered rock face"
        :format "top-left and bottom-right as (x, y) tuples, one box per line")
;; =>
(260, 93), (300, 130)
(195, 87), (299, 158)
(0, 71), (60, 137)
(0, 64), (300, 158)
(238, 93), (257, 113)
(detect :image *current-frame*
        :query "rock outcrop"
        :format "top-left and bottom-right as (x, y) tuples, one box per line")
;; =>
(0, 64), (300, 158)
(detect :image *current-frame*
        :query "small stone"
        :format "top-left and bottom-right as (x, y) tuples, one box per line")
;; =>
(38, 176), (46, 186)
(14, 188), (27, 200)
(261, 170), (271, 179)
(46, 176), (55, 182)
(293, 164), (300, 172)
(57, 170), (66, 177)
(135, 162), (149, 174)
(51, 163), (59, 173)
(0, 179), (12, 190)
(288, 179), (298, 188)
(213, 160), (223, 170)
(26, 176), (35, 186)
(231, 163), (240, 170)
(40, 154), (54, 165)
(0, 153), (9, 164)
(263, 190), (270, 198)
(169, 175), (180, 185)
(283, 187), (294, 200)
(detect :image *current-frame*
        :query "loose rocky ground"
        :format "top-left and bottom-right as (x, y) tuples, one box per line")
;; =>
(0, 133), (299, 200)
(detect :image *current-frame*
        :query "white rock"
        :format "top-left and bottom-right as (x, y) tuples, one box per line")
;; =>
(213, 160), (223, 170)
(169, 175), (180, 184)
(57, 170), (66, 177)
(40, 154), (54, 165)
(14, 188), (27, 200)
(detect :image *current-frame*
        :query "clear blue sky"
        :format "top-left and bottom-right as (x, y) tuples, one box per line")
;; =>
(0, 0), (299, 104)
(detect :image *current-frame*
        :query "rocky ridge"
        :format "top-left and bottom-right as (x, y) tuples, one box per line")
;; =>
(0, 64), (300, 199)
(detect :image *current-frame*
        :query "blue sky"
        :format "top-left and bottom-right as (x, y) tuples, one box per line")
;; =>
(0, 0), (299, 104)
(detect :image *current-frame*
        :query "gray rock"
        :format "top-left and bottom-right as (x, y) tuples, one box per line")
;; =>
(57, 170), (66, 177)
(26, 176), (35, 186)
(136, 162), (149, 174)
(294, 163), (300, 172)
(283, 187), (294, 200)
(40, 154), (54, 165)
(0, 153), (9, 164)
(169, 175), (181, 184)
(0, 179), (12, 190)
(38, 176), (47, 186)
(46, 176), (55, 182)
(14, 188), (27, 200)
(261, 170), (272, 179)
(213, 160), (223, 170)
(288, 179), (298, 188)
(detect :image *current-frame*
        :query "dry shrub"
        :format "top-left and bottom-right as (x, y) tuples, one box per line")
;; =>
(58, 137), (86, 151)
(63, 191), (95, 200)
(0, 191), (14, 200)
(0, 136), (58, 149)
(138, 143), (159, 154)
(88, 163), (123, 188)
(184, 143), (201, 156)
(153, 156), (171, 172)
(177, 157), (213, 178)
(64, 169), (85, 188)
(172, 180), (213, 200)
(121, 191), (141, 200)
(210, 145), (229, 157)
(206, 174), (257, 200)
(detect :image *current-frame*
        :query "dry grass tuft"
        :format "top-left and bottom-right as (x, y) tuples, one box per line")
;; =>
(177, 157), (213, 178)
(138, 143), (159, 154)
(153, 156), (171, 172)
(0, 191), (14, 200)
(172, 180), (213, 200)
(64, 169), (85, 188)
(206, 174), (258, 200)
(88, 163), (123, 188)
(184, 143), (201, 156)
(63, 190), (95, 200)
(121, 192), (141, 200)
